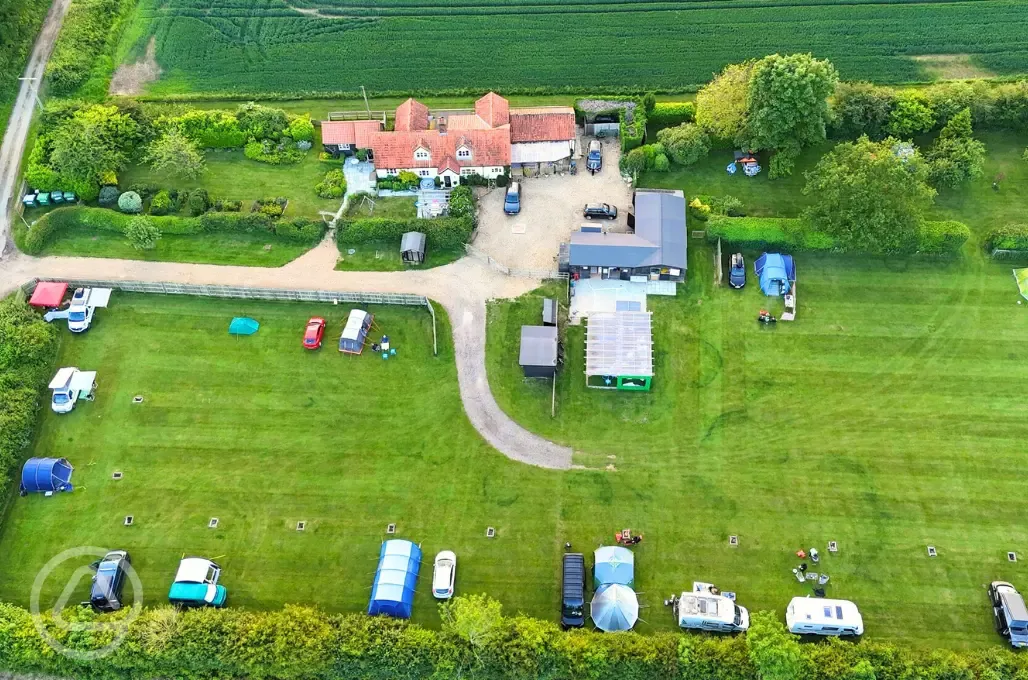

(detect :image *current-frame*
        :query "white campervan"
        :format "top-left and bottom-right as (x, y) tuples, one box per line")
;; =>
(786, 597), (863, 636)
(675, 582), (749, 632)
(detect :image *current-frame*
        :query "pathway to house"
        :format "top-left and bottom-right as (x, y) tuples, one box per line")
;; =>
(0, 237), (576, 470)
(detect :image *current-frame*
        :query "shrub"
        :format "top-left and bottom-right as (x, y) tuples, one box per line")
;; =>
(643, 92), (656, 112)
(699, 194), (744, 216)
(286, 114), (315, 143)
(494, 174), (510, 188)
(296, 140), (312, 151)
(235, 102), (289, 139)
(688, 197), (712, 222)
(459, 173), (489, 186)
(397, 170), (420, 188)
(648, 101), (696, 128)
(117, 191), (142, 213)
(127, 183), (160, 200)
(149, 190), (172, 216)
(337, 215), (473, 249)
(97, 185), (120, 207)
(315, 169), (346, 199)
(319, 151), (334, 161)
(448, 185), (476, 222)
(259, 202), (284, 217)
(886, 92), (936, 137)
(167, 109), (246, 148)
(984, 224), (1028, 252)
(653, 153), (671, 172)
(187, 188), (210, 216)
(222, 200), (242, 212)
(656, 123), (710, 166)
(768, 148), (798, 179)
(918, 220), (970, 254)
(621, 147), (648, 175)
(274, 217), (325, 243)
(125, 215), (161, 250)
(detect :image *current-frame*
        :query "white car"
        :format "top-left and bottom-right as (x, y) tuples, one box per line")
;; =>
(432, 551), (456, 599)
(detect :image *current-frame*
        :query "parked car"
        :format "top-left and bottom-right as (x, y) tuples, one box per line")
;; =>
(303, 317), (326, 349)
(89, 550), (130, 612)
(561, 552), (586, 628)
(168, 557), (228, 608)
(504, 182), (522, 215)
(586, 141), (602, 173)
(990, 581), (1028, 647)
(729, 253), (746, 288)
(432, 550), (457, 599)
(583, 203), (618, 220)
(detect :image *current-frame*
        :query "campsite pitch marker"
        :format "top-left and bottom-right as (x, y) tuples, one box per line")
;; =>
(1009, 552), (1018, 563)
(132, 395), (144, 404)
(828, 541), (838, 553)
(209, 518), (219, 529)
(386, 523), (396, 534)
(123, 515), (133, 526)
(486, 527), (496, 538)
(112, 471), (122, 480)
(729, 535), (738, 546)
(296, 521), (306, 532)
(927, 546), (937, 557)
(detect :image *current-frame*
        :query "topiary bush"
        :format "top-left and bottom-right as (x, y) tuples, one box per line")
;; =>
(117, 191), (142, 214)
(918, 220), (970, 254)
(653, 154), (671, 172)
(286, 114), (315, 143)
(97, 185), (120, 207)
(187, 188), (210, 216)
(149, 190), (172, 216)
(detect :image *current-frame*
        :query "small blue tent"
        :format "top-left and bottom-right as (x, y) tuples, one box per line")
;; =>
(754, 253), (795, 296)
(339, 309), (373, 354)
(20, 458), (74, 494)
(594, 546), (635, 588)
(368, 539), (422, 618)
(228, 317), (259, 335)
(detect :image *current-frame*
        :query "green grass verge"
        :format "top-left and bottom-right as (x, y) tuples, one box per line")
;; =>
(13, 221), (312, 266)
(334, 241), (463, 271)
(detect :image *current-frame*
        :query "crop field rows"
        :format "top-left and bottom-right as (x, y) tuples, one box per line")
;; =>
(121, 0), (1028, 94)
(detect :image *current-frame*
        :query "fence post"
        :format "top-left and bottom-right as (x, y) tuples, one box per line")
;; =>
(425, 298), (438, 356)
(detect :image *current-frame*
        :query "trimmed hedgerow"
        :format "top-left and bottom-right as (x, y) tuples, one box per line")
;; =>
(336, 216), (474, 250)
(917, 219), (971, 254)
(983, 223), (1028, 252)
(647, 102), (696, 128)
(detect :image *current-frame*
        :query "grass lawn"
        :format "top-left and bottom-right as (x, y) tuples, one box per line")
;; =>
(15, 221), (312, 267)
(486, 243), (1028, 649)
(335, 197), (462, 271)
(120, 130), (343, 220)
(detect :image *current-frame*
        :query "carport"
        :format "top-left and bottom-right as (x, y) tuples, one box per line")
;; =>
(584, 311), (653, 391)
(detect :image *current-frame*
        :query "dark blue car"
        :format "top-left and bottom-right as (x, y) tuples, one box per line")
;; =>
(504, 182), (522, 215)
(729, 253), (746, 288)
(586, 140), (602, 173)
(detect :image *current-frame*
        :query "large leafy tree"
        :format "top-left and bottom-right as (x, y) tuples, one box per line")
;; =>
(695, 61), (754, 144)
(746, 611), (804, 680)
(925, 107), (986, 188)
(803, 136), (936, 253)
(48, 104), (139, 199)
(744, 53), (838, 153)
(145, 129), (206, 179)
(829, 82), (895, 140)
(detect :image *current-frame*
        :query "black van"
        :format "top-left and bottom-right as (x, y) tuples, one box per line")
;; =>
(561, 553), (586, 628)
(90, 550), (130, 612)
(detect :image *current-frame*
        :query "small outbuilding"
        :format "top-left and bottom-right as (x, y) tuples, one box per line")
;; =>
(584, 312), (653, 391)
(519, 325), (559, 378)
(29, 281), (68, 308)
(20, 457), (74, 495)
(400, 232), (427, 265)
(368, 539), (422, 619)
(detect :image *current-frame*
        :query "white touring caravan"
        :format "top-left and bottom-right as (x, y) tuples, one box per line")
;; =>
(674, 582), (749, 632)
(786, 597), (863, 636)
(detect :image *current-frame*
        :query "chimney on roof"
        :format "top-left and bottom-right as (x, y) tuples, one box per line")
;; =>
(438, 116), (447, 135)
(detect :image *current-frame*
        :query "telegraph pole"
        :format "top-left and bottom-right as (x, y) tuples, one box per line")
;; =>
(360, 85), (371, 119)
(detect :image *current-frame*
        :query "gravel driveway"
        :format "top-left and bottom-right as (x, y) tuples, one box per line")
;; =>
(474, 137), (632, 270)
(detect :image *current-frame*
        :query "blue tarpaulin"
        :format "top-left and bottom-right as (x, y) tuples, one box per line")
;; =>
(20, 457), (74, 494)
(229, 318), (259, 335)
(754, 253), (795, 296)
(368, 540), (422, 618)
(593, 546), (635, 588)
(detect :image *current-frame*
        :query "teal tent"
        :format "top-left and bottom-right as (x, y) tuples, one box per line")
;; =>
(229, 318), (259, 335)
(594, 546), (635, 588)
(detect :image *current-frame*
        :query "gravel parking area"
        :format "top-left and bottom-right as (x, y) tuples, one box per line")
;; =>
(474, 136), (632, 270)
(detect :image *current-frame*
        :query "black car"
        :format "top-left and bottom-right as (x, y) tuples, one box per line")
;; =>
(729, 253), (746, 288)
(90, 550), (130, 612)
(583, 203), (618, 220)
(561, 552), (586, 628)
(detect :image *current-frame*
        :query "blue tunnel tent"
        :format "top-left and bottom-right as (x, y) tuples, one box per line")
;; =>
(229, 317), (259, 335)
(20, 457), (74, 494)
(754, 253), (796, 296)
(368, 539), (422, 618)
(594, 546), (635, 588)
(339, 309), (373, 354)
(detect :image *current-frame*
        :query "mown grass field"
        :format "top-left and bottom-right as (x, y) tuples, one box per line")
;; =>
(119, 0), (1028, 95)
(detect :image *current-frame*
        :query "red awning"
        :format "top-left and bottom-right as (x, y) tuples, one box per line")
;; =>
(28, 281), (68, 307)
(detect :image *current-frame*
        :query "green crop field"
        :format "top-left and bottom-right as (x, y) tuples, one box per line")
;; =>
(119, 0), (1028, 95)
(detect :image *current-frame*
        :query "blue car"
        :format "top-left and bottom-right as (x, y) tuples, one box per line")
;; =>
(504, 182), (522, 215)
(586, 140), (602, 174)
(729, 253), (746, 288)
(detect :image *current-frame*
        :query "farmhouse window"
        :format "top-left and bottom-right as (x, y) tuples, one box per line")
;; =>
(415, 148), (430, 160)
(457, 147), (471, 159)
(419, 170), (430, 177)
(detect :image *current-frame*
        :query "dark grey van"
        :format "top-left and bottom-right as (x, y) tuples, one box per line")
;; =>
(90, 550), (130, 612)
(561, 553), (586, 628)
(990, 581), (1028, 647)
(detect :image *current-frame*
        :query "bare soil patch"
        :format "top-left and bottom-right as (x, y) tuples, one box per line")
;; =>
(109, 36), (161, 96)
(911, 54), (995, 80)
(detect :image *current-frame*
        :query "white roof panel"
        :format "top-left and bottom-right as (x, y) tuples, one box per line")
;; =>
(49, 367), (78, 389)
(341, 309), (369, 341)
(87, 288), (112, 308)
(175, 558), (215, 584)
(585, 312), (653, 377)
(511, 141), (574, 164)
(69, 371), (96, 392)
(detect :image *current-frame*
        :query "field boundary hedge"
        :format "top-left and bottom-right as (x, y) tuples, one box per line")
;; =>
(20, 206), (326, 254)
(336, 215), (474, 250)
(707, 216), (969, 254)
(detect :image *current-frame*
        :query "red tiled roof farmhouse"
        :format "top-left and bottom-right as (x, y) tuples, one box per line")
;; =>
(368, 128), (510, 171)
(394, 98), (429, 131)
(509, 107), (576, 143)
(320, 119), (383, 146)
(475, 92), (510, 128)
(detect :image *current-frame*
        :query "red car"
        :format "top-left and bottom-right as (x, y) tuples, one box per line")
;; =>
(303, 317), (326, 349)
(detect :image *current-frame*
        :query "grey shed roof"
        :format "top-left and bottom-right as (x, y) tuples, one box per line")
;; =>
(569, 189), (686, 271)
(400, 231), (426, 254)
(519, 325), (558, 367)
(585, 312), (653, 377)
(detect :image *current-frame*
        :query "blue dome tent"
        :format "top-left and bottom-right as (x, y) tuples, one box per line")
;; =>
(20, 457), (74, 494)
(593, 546), (635, 588)
(590, 583), (640, 632)
(368, 539), (422, 618)
(754, 253), (796, 296)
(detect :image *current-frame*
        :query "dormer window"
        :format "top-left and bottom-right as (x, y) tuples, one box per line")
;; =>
(414, 147), (430, 161)
(456, 146), (471, 160)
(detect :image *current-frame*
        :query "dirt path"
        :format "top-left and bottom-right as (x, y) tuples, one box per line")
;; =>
(0, 244), (576, 470)
(0, 0), (75, 256)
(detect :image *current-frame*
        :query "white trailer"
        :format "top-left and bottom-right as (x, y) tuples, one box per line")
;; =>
(675, 582), (749, 632)
(786, 597), (863, 636)
(67, 287), (112, 333)
(48, 367), (97, 413)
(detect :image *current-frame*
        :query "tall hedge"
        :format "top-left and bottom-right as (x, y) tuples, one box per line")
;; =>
(0, 597), (1027, 680)
(647, 102), (696, 129)
(336, 216), (474, 250)
(20, 206), (325, 254)
(0, 295), (59, 515)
